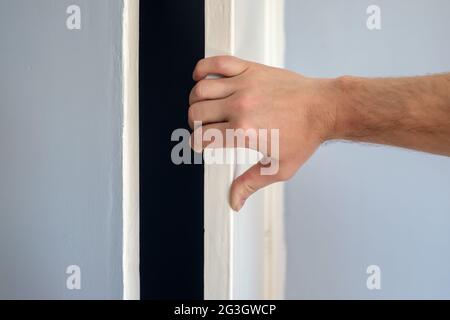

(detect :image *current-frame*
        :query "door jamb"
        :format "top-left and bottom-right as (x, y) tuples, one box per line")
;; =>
(204, 0), (286, 300)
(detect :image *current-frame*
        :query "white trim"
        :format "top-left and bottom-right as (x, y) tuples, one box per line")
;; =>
(204, 0), (285, 300)
(204, 0), (235, 300)
(204, 150), (236, 299)
(122, 0), (140, 300)
(263, 183), (285, 299)
(263, 0), (286, 300)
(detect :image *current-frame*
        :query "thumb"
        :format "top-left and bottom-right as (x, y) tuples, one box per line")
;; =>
(230, 162), (279, 212)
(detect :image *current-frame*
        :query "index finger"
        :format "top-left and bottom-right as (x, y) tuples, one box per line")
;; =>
(193, 55), (249, 81)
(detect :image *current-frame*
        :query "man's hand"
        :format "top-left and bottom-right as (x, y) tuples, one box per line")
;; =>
(188, 55), (338, 211)
(189, 56), (450, 212)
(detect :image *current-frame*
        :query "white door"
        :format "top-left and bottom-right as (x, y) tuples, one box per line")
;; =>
(204, 0), (286, 300)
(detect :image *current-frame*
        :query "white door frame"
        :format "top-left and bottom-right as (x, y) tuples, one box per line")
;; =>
(204, 0), (286, 300)
(121, 0), (285, 300)
(122, 0), (140, 300)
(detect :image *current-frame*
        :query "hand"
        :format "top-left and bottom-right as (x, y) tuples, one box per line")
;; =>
(189, 56), (338, 211)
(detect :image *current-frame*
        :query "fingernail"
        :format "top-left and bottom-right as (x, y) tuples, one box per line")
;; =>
(233, 199), (245, 212)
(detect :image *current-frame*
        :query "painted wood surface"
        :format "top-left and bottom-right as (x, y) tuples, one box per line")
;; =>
(204, 0), (285, 300)
(204, 0), (235, 299)
(122, 0), (140, 300)
(0, 0), (139, 299)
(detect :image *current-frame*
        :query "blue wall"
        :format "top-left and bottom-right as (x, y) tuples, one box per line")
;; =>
(285, 0), (450, 299)
(0, 0), (124, 299)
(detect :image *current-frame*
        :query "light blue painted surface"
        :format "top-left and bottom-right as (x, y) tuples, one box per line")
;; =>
(0, 0), (124, 299)
(285, 0), (450, 299)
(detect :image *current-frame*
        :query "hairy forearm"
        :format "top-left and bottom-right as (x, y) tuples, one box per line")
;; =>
(189, 56), (450, 210)
(329, 74), (450, 156)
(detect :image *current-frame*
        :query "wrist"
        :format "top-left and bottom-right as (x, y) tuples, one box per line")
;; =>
(293, 74), (361, 143)
(327, 75), (362, 141)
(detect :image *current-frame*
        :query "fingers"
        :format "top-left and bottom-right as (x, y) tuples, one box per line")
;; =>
(188, 56), (248, 130)
(189, 77), (236, 105)
(189, 121), (262, 152)
(190, 123), (230, 153)
(188, 99), (229, 130)
(193, 56), (249, 81)
(230, 163), (280, 212)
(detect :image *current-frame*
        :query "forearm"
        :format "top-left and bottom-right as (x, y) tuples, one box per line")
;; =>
(189, 56), (450, 210)
(330, 74), (450, 156)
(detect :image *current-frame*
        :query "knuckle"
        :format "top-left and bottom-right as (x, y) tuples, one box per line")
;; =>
(214, 56), (230, 71)
(195, 58), (206, 71)
(194, 81), (206, 99)
(192, 60), (203, 79)
(231, 119), (248, 130)
(189, 87), (196, 104)
(241, 179), (257, 196)
(188, 105), (198, 123)
(244, 183), (256, 195)
(234, 93), (254, 110)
